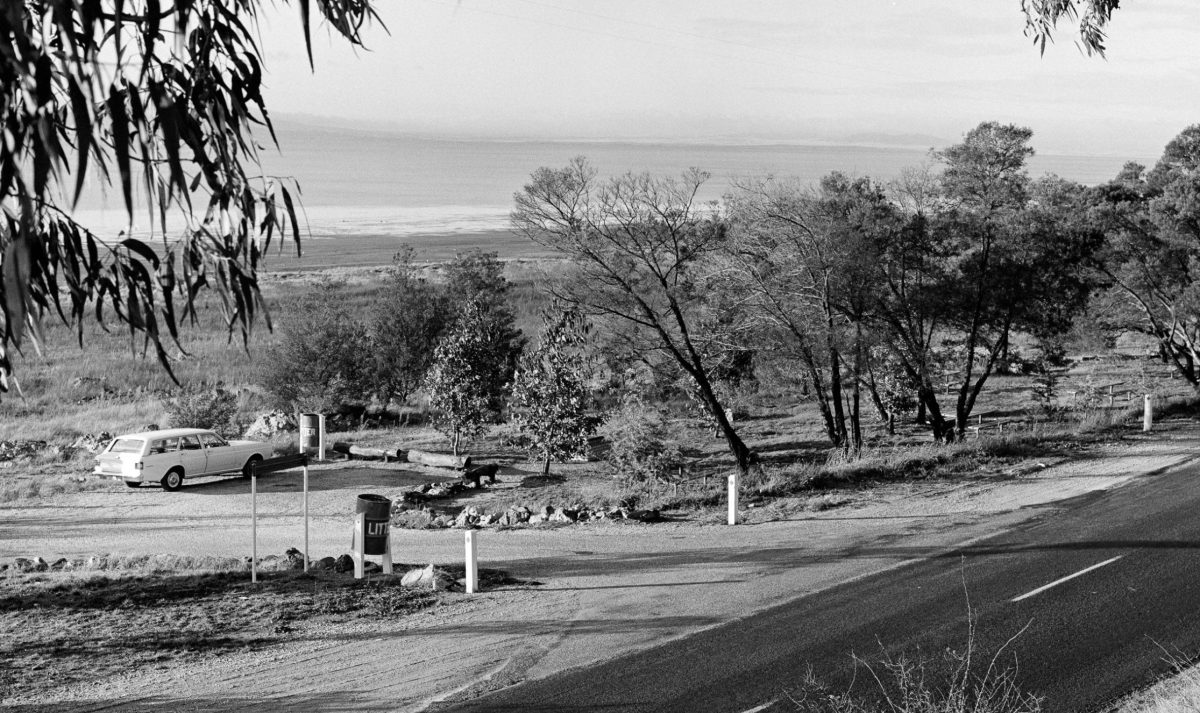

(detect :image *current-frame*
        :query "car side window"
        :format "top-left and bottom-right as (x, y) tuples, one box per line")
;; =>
(161, 437), (180, 452)
(200, 433), (227, 448)
(181, 436), (202, 451)
(150, 439), (166, 454)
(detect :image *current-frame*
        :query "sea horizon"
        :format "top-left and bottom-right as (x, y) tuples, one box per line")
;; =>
(68, 119), (1154, 246)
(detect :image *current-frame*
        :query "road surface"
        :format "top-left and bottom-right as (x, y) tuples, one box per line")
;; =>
(432, 457), (1200, 712)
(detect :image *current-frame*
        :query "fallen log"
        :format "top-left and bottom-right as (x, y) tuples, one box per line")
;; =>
(407, 449), (472, 470)
(331, 442), (402, 461)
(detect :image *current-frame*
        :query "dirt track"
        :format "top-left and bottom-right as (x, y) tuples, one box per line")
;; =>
(3, 430), (1199, 712)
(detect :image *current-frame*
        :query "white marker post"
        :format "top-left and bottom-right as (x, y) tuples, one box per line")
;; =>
(1144, 394), (1153, 432)
(302, 463), (310, 572)
(727, 472), (740, 525)
(251, 470), (258, 584)
(317, 414), (327, 461)
(465, 530), (479, 594)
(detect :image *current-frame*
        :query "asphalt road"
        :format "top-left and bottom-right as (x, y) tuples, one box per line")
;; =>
(431, 458), (1200, 713)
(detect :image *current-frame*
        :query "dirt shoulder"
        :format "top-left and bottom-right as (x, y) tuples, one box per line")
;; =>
(3, 423), (1199, 712)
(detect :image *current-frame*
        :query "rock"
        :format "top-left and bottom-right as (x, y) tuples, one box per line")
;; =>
(0, 440), (47, 462)
(401, 564), (453, 590)
(527, 514), (546, 525)
(480, 512), (501, 526)
(49, 558), (69, 571)
(363, 561), (382, 574)
(12, 557), (34, 573)
(430, 516), (452, 528)
(243, 411), (298, 440)
(334, 554), (355, 573)
(540, 505), (555, 520)
(549, 509), (576, 523)
(311, 556), (337, 571)
(258, 555), (282, 572)
(631, 509), (663, 523)
(86, 555), (110, 570)
(400, 565), (431, 587)
(71, 432), (113, 454)
(283, 548), (306, 570)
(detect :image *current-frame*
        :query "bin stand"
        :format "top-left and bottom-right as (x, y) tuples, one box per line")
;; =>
(351, 511), (393, 579)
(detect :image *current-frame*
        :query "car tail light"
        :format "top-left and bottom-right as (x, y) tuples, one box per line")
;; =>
(134, 462), (143, 470)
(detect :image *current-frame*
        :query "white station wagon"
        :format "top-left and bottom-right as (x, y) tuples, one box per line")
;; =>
(93, 428), (275, 491)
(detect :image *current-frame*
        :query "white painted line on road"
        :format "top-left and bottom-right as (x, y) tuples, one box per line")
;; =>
(738, 699), (780, 713)
(1010, 555), (1124, 602)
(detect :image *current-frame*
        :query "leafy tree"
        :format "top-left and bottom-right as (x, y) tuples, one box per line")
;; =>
(1090, 126), (1200, 388)
(443, 249), (524, 415)
(370, 249), (452, 407)
(423, 299), (499, 455)
(510, 306), (598, 475)
(261, 282), (372, 413)
(512, 157), (754, 473)
(0, 1), (379, 401)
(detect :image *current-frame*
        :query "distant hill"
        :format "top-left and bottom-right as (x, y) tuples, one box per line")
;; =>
(841, 132), (948, 150)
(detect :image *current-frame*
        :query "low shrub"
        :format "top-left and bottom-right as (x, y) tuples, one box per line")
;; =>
(166, 387), (238, 434)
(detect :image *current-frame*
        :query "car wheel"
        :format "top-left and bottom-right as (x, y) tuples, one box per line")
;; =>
(161, 469), (184, 491)
(124, 481), (142, 489)
(242, 455), (263, 479)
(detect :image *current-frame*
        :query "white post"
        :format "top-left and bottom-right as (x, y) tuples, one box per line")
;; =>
(727, 472), (739, 525)
(302, 464), (310, 572)
(1144, 394), (1153, 432)
(465, 530), (478, 594)
(251, 473), (258, 584)
(318, 414), (326, 461)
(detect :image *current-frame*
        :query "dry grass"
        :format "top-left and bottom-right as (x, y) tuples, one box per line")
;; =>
(1111, 658), (1200, 713)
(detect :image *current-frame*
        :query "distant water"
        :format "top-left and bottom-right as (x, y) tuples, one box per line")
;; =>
(72, 121), (1147, 243)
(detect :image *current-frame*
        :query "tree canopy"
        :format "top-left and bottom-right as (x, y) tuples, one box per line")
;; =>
(0, 0), (380, 399)
(1021, 0), (1122, 56)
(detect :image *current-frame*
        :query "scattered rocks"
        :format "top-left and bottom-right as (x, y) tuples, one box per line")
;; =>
(70, 432), (113, 454)
(311, 556), (337, 571)
(243, 411), (297, 440)
(0, 440), (48, 462)
(334, 554), (355, 573)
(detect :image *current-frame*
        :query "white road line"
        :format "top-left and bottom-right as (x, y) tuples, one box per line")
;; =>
(739, 700), (780, 713)
(1010, 555), (1124, 602)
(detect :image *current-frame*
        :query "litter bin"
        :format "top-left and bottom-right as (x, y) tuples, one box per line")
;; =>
(356, 493), (392, 555)
(299, 413), (322, 454)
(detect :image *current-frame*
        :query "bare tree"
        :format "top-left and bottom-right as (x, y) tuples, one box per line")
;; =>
(511, 157), (754, 473)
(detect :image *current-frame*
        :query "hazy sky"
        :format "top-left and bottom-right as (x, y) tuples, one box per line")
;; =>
(258, 1), (1199, 157)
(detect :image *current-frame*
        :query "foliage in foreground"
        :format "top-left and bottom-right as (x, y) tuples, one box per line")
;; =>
(0, 1), (380, 399)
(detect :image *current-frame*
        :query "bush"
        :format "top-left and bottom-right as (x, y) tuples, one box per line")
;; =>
(259, 282), (373, 413)
(599, 394), (683, 485)
(166, 387), (237, 434)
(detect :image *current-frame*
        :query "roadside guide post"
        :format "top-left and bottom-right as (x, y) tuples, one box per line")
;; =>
(728, 472), (739, 525)
(465, 530), (479, 594)
(251, 466), (258, 583)
(1144, 394), (1153, 432)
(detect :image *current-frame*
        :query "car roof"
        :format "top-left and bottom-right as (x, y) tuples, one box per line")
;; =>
(111, 428), (215, 440)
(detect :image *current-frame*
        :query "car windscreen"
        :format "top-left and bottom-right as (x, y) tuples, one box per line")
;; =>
(109, 438), (145, 454)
